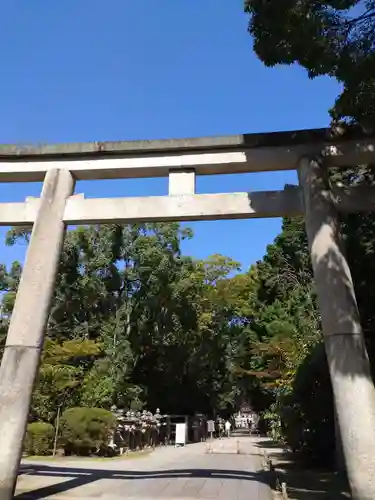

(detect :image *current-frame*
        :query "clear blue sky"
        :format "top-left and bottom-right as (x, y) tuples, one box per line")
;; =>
(0, 1), (340, 271)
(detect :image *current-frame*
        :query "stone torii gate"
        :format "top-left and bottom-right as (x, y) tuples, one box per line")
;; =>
(0, 128), (375, 499)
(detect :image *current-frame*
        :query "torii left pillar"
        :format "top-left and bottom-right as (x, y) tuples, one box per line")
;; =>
(0, 169), (74, 500)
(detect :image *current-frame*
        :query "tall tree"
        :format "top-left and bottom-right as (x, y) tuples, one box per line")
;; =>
(245, 0), (375, 126)
(1, 223), (246, 418)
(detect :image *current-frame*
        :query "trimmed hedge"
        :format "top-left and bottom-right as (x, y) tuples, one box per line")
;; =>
(59, 407), (116, 456)
(24, 422), (54, 456)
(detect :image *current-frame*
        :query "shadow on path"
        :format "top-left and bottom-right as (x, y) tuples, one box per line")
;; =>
(16, 464), (270, 499)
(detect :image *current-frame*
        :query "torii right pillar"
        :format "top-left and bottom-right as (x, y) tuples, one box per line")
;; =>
(299, 157), (375, 500)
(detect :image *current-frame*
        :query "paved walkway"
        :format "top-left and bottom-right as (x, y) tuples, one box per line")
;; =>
(16, 435), (272, 500)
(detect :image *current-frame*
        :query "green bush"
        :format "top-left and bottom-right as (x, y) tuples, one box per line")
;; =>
(282, 343), (336, 468)
(59, 407), (116, 456)
(24, 422), (54, 456)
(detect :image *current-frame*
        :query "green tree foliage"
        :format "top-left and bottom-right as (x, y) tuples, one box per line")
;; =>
(231, 219), (325, 451)
(31, 338), (103, 422)
(0, 223), (254, 421)
(245, 0), (375, 126)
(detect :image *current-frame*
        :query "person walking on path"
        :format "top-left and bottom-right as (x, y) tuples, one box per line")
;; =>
(247, 416), (252, 435)
(225, 420), (231, 437)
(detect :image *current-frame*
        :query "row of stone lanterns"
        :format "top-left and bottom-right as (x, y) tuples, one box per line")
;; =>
(109, 407), (168, 454)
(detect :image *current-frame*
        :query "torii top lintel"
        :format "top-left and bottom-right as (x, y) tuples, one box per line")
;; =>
(0, 126), (374, 182)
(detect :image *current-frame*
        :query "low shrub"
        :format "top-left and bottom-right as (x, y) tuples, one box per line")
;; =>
(59, 407), (116, 456)
(24, 422), (54, 456)
(281, 344), (336, 468)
